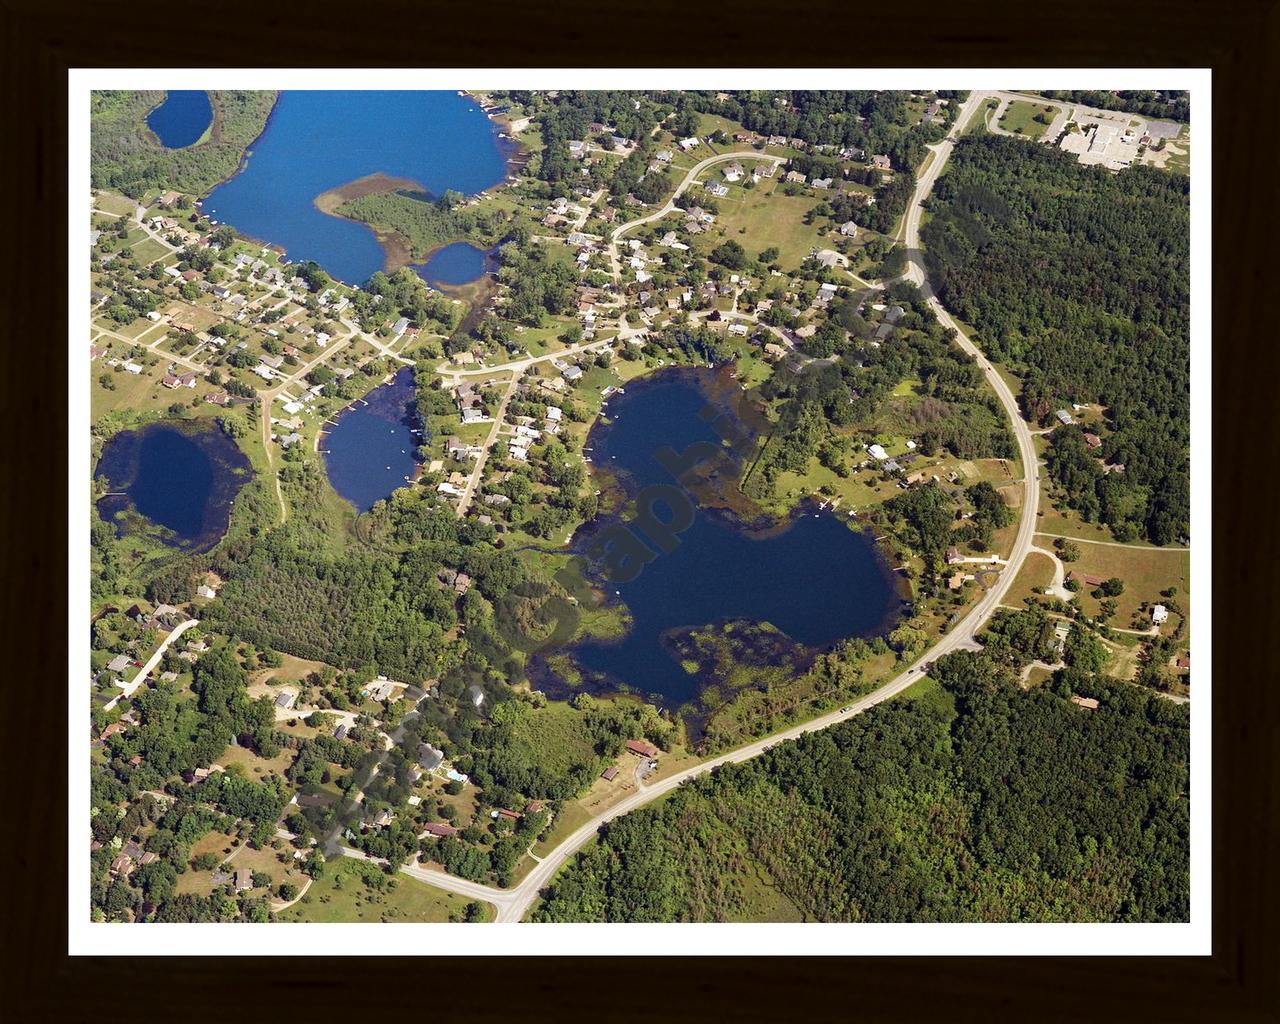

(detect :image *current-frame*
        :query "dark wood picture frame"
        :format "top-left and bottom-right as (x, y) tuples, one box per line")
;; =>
(2, 0), (1275, 1018)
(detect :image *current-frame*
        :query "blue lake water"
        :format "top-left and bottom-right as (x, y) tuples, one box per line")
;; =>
(413, 241), (491, 287)
(147, 91), (213, 149)
(95, 420), (252, 552)
(201, 91), (509, 285)
(323, 366), (421, 514)
(551, 368), (903, 708)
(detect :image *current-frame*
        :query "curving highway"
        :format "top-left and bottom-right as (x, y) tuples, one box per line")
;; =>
(375, 92), (1042, 922)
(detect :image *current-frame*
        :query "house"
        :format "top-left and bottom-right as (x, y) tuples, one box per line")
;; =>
(784, 170), (807, 184)
(334, 724), (348, 741)
(107, 654), (132, 673)
(1068, 571), (1107, 588)
(948, 571), (967, 590)
(872, 154), (893, 171)
(417, 743), (444, 771)
(1070, 695), (1100, 710)
(763, 342), (788, 360)
(235, 869), (253, 892)
(99, 722), (127, 741)
(840, 221), (858, 237)
(110, 855), (134, 876)
(1152, 604), (1169, 625)
(811, 177), (833, 189)
(1176, 657), (1191, 670)
(274, 691), (296, 710)
(561, 364), (583, 383)
(420, 822), (459, 839)
(753, 162), (776, 179)
(601, 765), (620, 781)
(868, 443), (889, 461)
(122, 361), (143, 375)
(679, 136), (699, 151)
(722, 161), (744, 182)
(945, 546), (964, 565)
(1055, 409), (1074, 426)
(391, 316), (410, 335)
(1083, 432), (1103, 449)
(625, 739), (657, 757)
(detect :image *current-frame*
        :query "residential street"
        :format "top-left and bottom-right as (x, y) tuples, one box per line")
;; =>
(104, 617), (199, 711)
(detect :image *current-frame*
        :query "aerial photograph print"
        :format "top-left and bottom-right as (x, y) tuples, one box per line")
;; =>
(80, 78), (1199, 941)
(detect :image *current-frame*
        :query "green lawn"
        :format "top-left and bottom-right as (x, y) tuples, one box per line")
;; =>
(278, 857), (488, 923)
(130, 237), (171, 264)
(998, 101), (1057, 140)
(1054, 539), (1191, 627)
(1003, 550), (1057, 607)
(693, 178), (828, 270)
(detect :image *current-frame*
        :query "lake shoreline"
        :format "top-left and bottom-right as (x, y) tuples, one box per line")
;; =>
(533, 364), (907, 720)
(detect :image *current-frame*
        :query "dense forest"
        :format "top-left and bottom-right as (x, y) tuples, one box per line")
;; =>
(533, 650), (1189, 922)
(336, 189), (522, 262)
(688, 89), (961, 172)
(746, 283), (1015, 498)
(921, 134), (1190, 543)
(90, 91), (277, 198)
(1038, 90), (1189, 123)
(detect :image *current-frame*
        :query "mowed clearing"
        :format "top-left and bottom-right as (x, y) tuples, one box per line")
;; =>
(1046, 536), (1191, 626)
(1003, 551), (1057, 607)
(694, 178), (828, 269)
(279, 857), (485, 923)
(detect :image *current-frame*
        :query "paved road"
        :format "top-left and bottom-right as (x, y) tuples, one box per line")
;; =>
(455, 370), (524, 517)
(609, 149), (786, 249)
(434, 337), (617, 383)
(104, 618), (199, 711)
(1034, 531), (1190, 552)
(384, 90), (1047, 923)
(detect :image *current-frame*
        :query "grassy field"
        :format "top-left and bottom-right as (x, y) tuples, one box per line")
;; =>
(693, 178), (827, 270)
(998, 101), (1057, 139)
(1003, 550), (1057, 607)
(129, 237), (171, 264)
(94, 191), (139, 216)
(1054, 538), (1191, 627)
(278, 857), (487, 923)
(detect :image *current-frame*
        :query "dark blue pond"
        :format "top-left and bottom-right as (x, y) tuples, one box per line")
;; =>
(147, 91), (213, 149)
(201, 91), (509, 285)
(412, 242), (491, 287)
(95, 420), (252, 552)
(554, 368), (902, 707)
(323, 366), (421, 514)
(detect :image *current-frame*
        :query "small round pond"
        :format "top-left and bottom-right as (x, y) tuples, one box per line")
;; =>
(146, 91), (213, 149)
(412, 242), (491, 288)
(95, 419), (252, 552)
